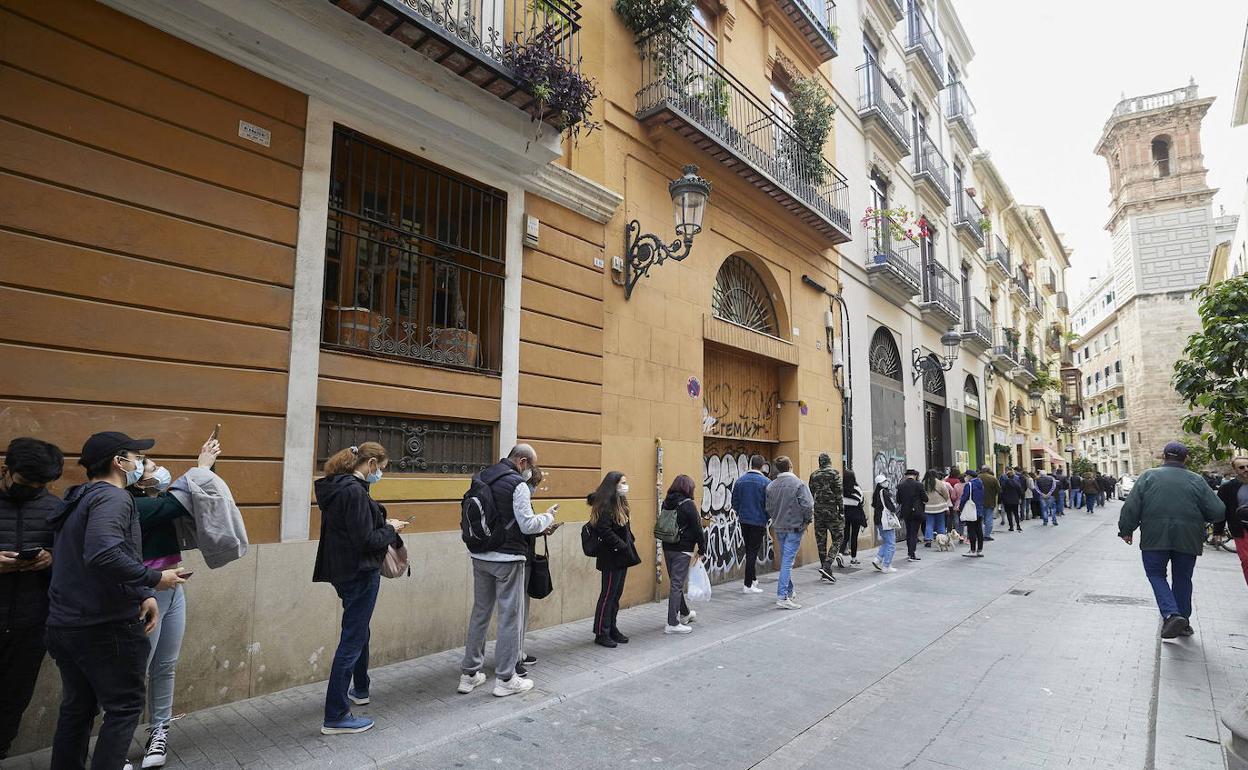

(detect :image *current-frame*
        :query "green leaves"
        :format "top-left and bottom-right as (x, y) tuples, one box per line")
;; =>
(614, 0), (694, 39)
(1172, 276), (1248, 459)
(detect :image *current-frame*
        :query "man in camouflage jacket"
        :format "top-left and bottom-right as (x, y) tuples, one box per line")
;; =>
(808, 452), (844, 581)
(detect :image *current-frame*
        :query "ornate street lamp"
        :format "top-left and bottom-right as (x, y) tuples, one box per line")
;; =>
(623, 165), (712, 299)
(911, 328), (963, 384)
(1009, 388), (1044, 422)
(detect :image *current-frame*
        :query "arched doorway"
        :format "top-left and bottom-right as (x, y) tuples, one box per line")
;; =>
(992, 388), (1009, 473)
(962, 375), (982, 472)
(868, 326), (906, 487)
(920, 355), (947, 471)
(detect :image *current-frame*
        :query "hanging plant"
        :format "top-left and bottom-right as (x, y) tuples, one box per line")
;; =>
(978, 216), (992, 233)
(1003, 327), (1020, 344)
(503, 25), (601, 146)
(614, 0), (694, 40)
(861, 205), (929, 243)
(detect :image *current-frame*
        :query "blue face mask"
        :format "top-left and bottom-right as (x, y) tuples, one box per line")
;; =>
(151, 466), (173, 493)
(365, 469), (384, 484)
(122, 457), (144, 487)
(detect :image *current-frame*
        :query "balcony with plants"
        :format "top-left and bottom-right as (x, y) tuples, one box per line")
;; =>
(1014, 348), (1039, 387)
(862, 207), (923, 306)
(1010, 265), (1031, 300)
(992, 326), (1020, 371)
(961, 297), (993, 353)
(857, 52), (911, 158)
(987, 233), (1011, 280)
(1045, 323), (1063, 353)
(919, 256), (961, 329)
(904, 0), (944, 90)
(946, 81), (977, 148)
(768, 0), (840, 62)
(953, 189), (987, 248)
(912, 132), (951, 207)
(631, 25), (852, 243)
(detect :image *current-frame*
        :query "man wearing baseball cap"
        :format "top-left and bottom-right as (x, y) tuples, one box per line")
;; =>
(1118, 441), (1224, 640)
(45, 432), (186, 769)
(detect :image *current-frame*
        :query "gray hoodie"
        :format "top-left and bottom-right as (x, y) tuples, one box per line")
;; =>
(765, 472), (815, 533)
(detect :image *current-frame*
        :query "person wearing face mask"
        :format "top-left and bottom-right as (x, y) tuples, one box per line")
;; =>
(313, 442), (408, 735)
(46, 432), (186, 770)
(586, 471), (640, 647)
(0, 438), (64, 759)
(129, 437), (221, 768)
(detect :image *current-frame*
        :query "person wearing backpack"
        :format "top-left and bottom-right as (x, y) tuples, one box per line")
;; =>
(657, 474), (706, 635)
(585, 472), (640, 647)
(458, 445), (554, 697)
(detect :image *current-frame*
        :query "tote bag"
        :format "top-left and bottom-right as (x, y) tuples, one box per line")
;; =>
(528, 536), (554, 599)
(381, 540), (409, 578)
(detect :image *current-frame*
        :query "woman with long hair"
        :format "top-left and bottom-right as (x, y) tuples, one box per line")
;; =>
(839, 470), (865, 564)
(586, 471), (640, 648)
(659, 474), (706, 635)
(946, 470), (966, 542)
(312, 442), (409, 735)
(922, 469), (950, 547)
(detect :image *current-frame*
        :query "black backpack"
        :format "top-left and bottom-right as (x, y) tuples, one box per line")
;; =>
(460, 474), (512, 553)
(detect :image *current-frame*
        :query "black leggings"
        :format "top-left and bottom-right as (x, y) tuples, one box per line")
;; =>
(593, 567), (628, 636)
(1004, 503), (1021, 530)
(840, 521), (862, 558)
(742, 522), (767, 587)
(965, 519), (984, 552)
(906, 519), (921, 557)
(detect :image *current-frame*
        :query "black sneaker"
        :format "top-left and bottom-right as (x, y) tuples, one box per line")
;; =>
(521, 654), (537, 667)
(609, 629), (629, 644)
(984, 536), (995, 541)
(594, 634), (617, 648)
(924, 542), (932, 548)
(817, 567), (837, 582)
(907, 555), (921, 561)
(1179, 621), (1195, 637)
(1160, 614), (1187, 639)
(515, 661), (528, 677)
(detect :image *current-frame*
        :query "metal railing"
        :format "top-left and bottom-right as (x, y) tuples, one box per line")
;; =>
(946, 81), (976, 145)
(1013, 267), (1032, 296)
(799, 0), (837, 38)
(1043, 267), (1057, 290)
(1031, 287), (1045, 315)
(1020, 349), (1038, 376)
(905, 0), (944, 84)
(993, 326), (1019, 363)
(970, 298), (992, 342)
(913, 131), (950, 201)
(636, 31), (851, 235)
(989, 234), (1011, 273)
(865, 214), (922, 286)
(922, 257), (960, 317)
(953, 190), (985, 244)
(857, 53), (910, 151)
(884, 0), (905, 18)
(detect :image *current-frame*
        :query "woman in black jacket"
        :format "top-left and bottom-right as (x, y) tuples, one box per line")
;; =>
(660, 474), (707, 634)
(312, 442), (408, 735)
(586, 471), (640, 648)
(839, 470), (866, 564)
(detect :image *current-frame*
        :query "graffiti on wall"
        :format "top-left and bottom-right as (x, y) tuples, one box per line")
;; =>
(703, 384), (779, 440)
(872, 450), (906, 489)
(701, 450), (775, 581)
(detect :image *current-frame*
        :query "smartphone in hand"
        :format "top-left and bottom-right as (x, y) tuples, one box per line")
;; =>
(177, 570), (194, 580)
(16, 548), (41, 561)
(209, 423), (221, 442)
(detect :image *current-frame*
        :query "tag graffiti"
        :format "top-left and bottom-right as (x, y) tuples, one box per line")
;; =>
(872, 450), (906, 489)
(701, 451), (774, 581)
(703, 384), (778, 440)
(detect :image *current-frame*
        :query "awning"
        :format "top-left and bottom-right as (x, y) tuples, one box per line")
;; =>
(1030, 444), (1066, 463)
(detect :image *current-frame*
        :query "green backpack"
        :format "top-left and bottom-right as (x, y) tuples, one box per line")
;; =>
(653, 506), (680, 544)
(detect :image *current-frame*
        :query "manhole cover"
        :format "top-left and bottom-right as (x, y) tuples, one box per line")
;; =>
(1008, 589), (1033, 596)
(1078, 594), (1155, 607)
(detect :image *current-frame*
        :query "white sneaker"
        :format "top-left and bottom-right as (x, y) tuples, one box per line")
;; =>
(776, 597), (802, 610)
(142, 724), (168, 768)
(885, 567), (898, 573)
(749, 584), (764, 593)
(872, 558), (882, 572)
(493, 675), (534, 697)
(678, 610), (697, 624)
(835, 554), (846, 567)
(664, 623), (693, 634)
(742, 584), (754, 594)
(457, 672), (487, 694)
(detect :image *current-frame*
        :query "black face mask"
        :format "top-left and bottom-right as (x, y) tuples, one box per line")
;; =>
(4, 482), (41, 502)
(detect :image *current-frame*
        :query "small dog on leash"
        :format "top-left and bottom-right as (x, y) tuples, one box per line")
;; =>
(934, 533), (953, 551)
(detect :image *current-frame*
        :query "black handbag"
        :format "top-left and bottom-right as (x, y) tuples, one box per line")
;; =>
(528, 536), (554, 599)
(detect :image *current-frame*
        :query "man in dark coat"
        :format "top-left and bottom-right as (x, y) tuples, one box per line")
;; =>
(997, 468), (1024, 537)
(894, 469), (928, 562)
(1215, 457), (1248, 588)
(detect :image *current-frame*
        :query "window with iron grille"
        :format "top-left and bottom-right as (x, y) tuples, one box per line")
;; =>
(317, 410), (494, 476)
(323, 126), (506, 374)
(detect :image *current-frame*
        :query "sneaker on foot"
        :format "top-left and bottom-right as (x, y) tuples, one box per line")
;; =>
(962, 552), (976, 557)
(984, 536), (995, 541)
(515, 661), (528, 677)
(742, 584), (756, 594)
(142, 724), (169, 769)
(850, 558), (860, 565)
(610, 628), (630, 643)
(872, 558), (882, 572)
(321, 714), (374, 735)
(664, 623), (693, 634)
(818, 567), (836, 582)
(749, 584), (764, 593)
(677, 611), (696, 625)
(835, 553), (846, 567)
(457, 672), (487, 694)
(347, 688), (370, 706)
(521, 654), (538, 667)
(776, 597), (802, 610)
(885, 567), (898, 573)
(493, 675), (534, 697)
(907, 555), (921, 561)
(594, 634), (617, 648)
(1160, 614), (1187, 639)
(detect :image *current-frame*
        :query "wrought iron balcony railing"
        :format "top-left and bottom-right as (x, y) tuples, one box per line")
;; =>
(913, 131), (950, 204)
(972, 298), (992, 341)
(905, 0), (944, 87)
(988, 234), (1011, 275)
(857, 53), (911, 155)
(921, 257), (960, 319)
(953, 190), (985, 246)
(992, 326), (1020, 366)
(772, 0), (839, 61)
(946, 81), (977, 146)
(1020, 349), (1038, 376)
(865, 216), (922, 289)
(1012, 267), (1032, 297)
(636, 31), (851, 242)
(1056, 290), (1069, 311)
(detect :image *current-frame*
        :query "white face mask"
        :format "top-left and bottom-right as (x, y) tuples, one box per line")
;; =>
(618, 483), (629, 495)
(121, 457), (144, 487)
(521, 468), (533, 482)
(151, 466), (173, 493)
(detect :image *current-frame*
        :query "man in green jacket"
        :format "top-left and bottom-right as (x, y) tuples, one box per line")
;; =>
(808, 453), (843, 582)
(1118, 442), (1224, 639)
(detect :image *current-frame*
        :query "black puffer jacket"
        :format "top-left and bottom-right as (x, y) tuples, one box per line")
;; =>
(0, 487), (61, 629)
(660, 492), (708, 553)
(312, 474), (398, 584)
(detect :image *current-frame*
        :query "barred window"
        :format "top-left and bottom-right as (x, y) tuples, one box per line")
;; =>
(317, 411), (494, 475)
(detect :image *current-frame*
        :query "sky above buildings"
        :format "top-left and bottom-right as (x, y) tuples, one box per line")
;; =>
(955, 0), (1247, 298)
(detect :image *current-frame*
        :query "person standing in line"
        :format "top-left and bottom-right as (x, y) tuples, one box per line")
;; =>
(998, 468), (1024, 534)
(1069, 472), (1084, 510)
(766, 456), (814, 609)
(313, 442), (408, 734)
(1053, 468), (1068, 516)
(808, 453), (844, 583)
(1215, 458), (1248, 588)
(1083, 472), (1098, 513)
(1022, 471), (1038, 522)
(840, 470), (866, 565)
(921, 470), (950, 549)
(895, 469), (928, 562)
(1118, 442), (1224, 639)
(660, 474), (706, 634)
(1100, 473), (1117, 505)
(46, 432), (187, 770)
(1093, 472), (1106, 508)
(978, 468), (1000, 542)
(1035, 470), (1059, 526)
(458, 445), (555, 695)
(587, 472), (640, 648)
(871, 475), (898, 573)
(0, 438), (63, 760)
(517, 466), (560, 677)
(958, 470), (987, 557)
(946, 470), (965, 542)
(731, 455), (771, 594)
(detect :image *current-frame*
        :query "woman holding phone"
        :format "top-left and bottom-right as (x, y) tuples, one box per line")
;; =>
(586, 471), (640, 648)
(313, 442), (408, 735)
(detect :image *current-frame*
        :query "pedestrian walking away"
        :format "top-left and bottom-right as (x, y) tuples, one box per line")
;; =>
(0, 438), (64, 760)
(731, 454), (771, 593)
(945, 470), (965, 540)
(659, 474), (707, 634)
(1035, 471), (1059, 526)
(979, 469), (1000, 541)
(1083, 472), (1098, 513)
(808, 453), (844, 582)
(959, 470), (987, 557)
(1118, 442), (1224, 639)
(921, 470), (950, 548)
(766, 456), (814, 608)
(586, 471), (640, 647)
(871, 475), (899, 573)
(998, 468), (1023, 535)
(840, 470), (866, 564)
(895, 469), (928, 562)
(1214, 457), (1248, 588)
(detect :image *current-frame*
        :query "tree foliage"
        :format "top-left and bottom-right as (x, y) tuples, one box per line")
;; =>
(613, 0), (694, 38)
(1173, 277), (1248, 459)
(1071, 457), (1097, 476)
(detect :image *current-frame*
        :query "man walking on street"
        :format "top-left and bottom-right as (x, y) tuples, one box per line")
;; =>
(1119, 442), (1224, 639)
(1083, 472), (1098, 513)
(895, 469), (928, 562)
(766, 456), (813, 610)
(1215, 457), (1248, 588)
(979, 467), (1000, 540)
(731, 454), (771, 594)
(808, 453), (843, 583)
(1054, 468), (1068, 516)
(1036, 470), (1059, 526)
(1070, 472), (1083, 510)
(998, 468), (1024, 534)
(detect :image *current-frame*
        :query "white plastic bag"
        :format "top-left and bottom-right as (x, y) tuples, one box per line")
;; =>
(686, 557), (712, 602)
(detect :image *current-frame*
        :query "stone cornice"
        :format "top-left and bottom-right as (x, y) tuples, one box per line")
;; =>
(529, 163), (623, 225)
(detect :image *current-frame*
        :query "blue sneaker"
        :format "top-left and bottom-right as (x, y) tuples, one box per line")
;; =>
(348, 688), (370, 705)
(321, 714), (374, 735)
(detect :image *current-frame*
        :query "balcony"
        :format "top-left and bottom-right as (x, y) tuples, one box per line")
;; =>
(330, 0), (582, 129)
(946, 81), (977, 148)
(961, 298), (993, 353)
(1043, 267), (1057, 291)
(770, 0), (839, 62)
(987, 234), (1011, 280)
(1102, 371), (1124, 391)
(1026, 286), (1044, 321)
(857, 54), (911, 158)
(881, 0), (906, 21)
(904, 0), (945, 90)
(953, 190), (986, 249)
(637, 32), (851, 243)
(865, 221), (922, 306)
(1106, 408), (1128, 426)
(1045, 323), (1063, 353)
(919, 258), (961, 329)
(913, 132), (951, 207)
(1056, 290), (1069, 311)
(1014, 349), (1039, 387)
(1010, 267), (1031, 300)
(991, 327), (1020, 371)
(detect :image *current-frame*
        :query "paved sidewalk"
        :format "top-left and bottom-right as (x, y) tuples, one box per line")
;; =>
(10, 502), (1245, 769)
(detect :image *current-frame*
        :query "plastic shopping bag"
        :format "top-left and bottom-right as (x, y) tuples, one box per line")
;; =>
(686, 557), (712, 602)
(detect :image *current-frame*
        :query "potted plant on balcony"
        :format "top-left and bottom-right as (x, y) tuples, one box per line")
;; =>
(977, 216), (992, 233)
(614, 0), (694, 40)
(782, 76), (836, 187)
(504, 25), (601, 145)
(861, 205), (927, 265)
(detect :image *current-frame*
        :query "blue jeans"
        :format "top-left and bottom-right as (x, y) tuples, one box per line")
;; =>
(1055, 492), (1065, 514)
(924, 513), (947, 539)
(776, 530), (803, 599)
(875, 526), (896, 568)
(1071, 489), (1082, 508)
(1142, 550), (1197, 619)
(1085, 494), (1096, 513)
(1040, 497), (1058, 524)
(146, 585), (187, 726)
(325, 569), (381, 723)
(983, 506), (994, 536)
